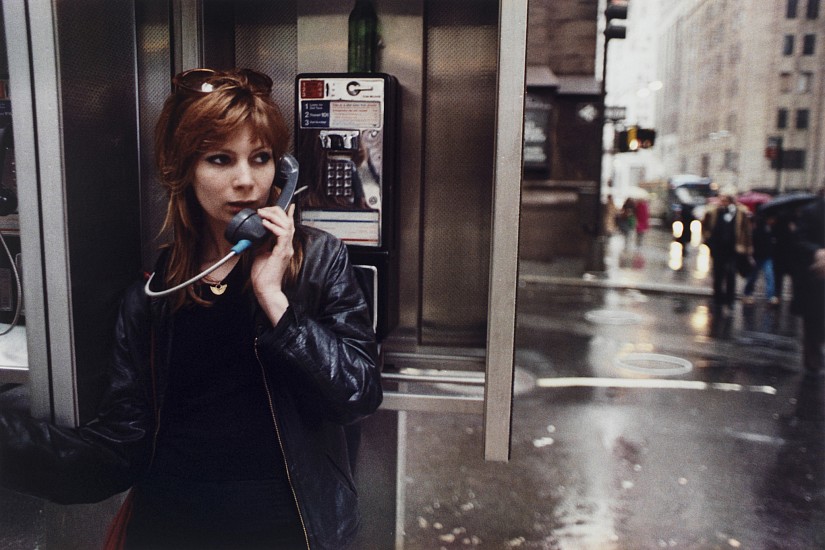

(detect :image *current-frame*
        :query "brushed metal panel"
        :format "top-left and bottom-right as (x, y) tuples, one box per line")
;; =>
(420, 0), (498, 346)
(296, 0), (348, 73)
(54, 0), (143, 423)
(377, 2), (424, 335)
(233, 0), (298, 140)
(136, 0), (173, 270)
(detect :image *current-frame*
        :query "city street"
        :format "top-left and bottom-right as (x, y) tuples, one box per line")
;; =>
(398, 226), (823, 549)
(0, 226), (821, 550)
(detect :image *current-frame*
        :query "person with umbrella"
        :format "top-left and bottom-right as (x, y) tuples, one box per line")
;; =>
(792, 190), (825, 376)
(742, 212), (779, 306)
(761, 192), (818, 302)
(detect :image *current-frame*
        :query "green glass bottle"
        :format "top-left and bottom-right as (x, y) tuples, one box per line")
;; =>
(347, 0), (377, 73)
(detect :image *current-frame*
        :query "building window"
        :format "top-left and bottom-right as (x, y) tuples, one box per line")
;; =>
(807, 0), (820, 18)
(781, 72), (793, 93)
(778, 108), (789, 129)
(788, 0), (799, 17)
(796, 109), (810, 129)
(798, 72), (813, 93)
(724, 150), (739, 172)
(727, 113), (738, 132)
(783, 34), (795, 55)
(803, 34), (816, 54)
(781, 149), (806, 169)
(728, 76), (739, 97)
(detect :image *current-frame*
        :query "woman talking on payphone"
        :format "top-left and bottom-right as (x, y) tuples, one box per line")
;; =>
(0, 68), (381, 549)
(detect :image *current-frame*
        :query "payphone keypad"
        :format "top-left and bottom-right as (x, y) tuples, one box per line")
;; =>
(325, 159), (355, 200)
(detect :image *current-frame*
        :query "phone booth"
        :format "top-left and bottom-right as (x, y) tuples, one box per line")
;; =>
(0, 1), (527, 547)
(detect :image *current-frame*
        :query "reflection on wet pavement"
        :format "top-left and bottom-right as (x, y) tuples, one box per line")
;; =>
(401, 228), (824, 549)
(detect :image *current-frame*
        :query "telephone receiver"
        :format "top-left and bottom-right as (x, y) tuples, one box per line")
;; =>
(145, 154), (300, 297)
(224, 153), (299, 246)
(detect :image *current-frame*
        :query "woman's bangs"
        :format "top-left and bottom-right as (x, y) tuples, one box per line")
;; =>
(248, 107), (281, 151)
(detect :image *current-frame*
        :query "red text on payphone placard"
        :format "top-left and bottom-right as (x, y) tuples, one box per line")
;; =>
(300, 80), (325, 99)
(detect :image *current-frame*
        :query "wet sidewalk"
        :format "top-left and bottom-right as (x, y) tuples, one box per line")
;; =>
(521, 225), (717, 297)
(395, 226), (823, 549)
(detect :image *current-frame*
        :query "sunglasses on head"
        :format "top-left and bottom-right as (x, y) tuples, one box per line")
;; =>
(172, 68), (273, 95)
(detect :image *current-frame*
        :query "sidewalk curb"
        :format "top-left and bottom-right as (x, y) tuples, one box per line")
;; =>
(519, 273), (713, 297)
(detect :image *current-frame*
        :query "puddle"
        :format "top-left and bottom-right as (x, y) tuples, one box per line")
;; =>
(614, 352), (693, 376)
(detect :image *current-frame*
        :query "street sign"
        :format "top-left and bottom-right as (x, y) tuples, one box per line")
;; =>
(765, 136), (782, 160)
(604, 105), (626, 121)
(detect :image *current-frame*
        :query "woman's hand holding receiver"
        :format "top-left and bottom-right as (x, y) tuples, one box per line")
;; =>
(251, 203), (295, 324)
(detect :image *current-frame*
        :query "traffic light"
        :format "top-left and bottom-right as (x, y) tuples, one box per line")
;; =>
(605, 1), (628, 41)
(616, 129), (629, 152)
(615, 126), (656, 152)
(627, 126), (638, 151)
(765, 136), (782, 160)
(637, 128), (656, 148)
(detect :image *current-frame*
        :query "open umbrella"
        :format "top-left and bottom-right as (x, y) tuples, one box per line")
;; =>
(757, 192), (817, 217)
(737, 190), (772, 212)
(625, 186), (650, 200)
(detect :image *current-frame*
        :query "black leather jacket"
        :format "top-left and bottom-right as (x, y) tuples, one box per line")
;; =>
(0, 226), (382, 550)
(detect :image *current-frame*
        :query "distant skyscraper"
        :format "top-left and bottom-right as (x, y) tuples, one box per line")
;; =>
(652, 0), (825, 192)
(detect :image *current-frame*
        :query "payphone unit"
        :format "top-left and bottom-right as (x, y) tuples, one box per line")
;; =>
(295, 73), (398, 340)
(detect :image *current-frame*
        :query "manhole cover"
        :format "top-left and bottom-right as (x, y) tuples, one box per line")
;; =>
(614, 353), (693, 376)
(584, 309), (645, 325)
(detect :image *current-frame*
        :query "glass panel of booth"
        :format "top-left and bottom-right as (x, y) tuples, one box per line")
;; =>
(378, 0), (528, 463)
(0, 5), (28, 386)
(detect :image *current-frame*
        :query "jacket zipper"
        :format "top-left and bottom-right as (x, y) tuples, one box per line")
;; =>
(148, 325), (162, 471)
(255, 336), (311, 550)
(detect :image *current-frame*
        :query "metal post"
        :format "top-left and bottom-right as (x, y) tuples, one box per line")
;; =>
(483, 0), (528, 462)
(775, 136), (784, 193)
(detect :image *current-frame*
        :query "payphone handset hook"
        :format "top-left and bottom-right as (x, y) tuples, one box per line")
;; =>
(144, 154), (300, 297)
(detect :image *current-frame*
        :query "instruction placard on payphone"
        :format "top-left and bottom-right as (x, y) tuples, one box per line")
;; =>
(295, 74), (396, 248)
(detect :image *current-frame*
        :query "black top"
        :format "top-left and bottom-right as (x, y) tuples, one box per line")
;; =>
(0, 225), (381, 550)
(133, 263), (304, 547)
(752, 218), (777, 261)
(709, 206), (737, 255)
(153, 263), (284, 481)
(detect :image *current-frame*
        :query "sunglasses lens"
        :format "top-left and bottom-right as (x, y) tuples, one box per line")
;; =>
(173, 68), (272, 95)
(241, 70), (273, 93)
(174, 69), (216, 93)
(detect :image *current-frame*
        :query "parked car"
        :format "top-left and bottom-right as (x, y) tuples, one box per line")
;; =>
(665, 175), (718, 246)
(666, 175), (718, 226)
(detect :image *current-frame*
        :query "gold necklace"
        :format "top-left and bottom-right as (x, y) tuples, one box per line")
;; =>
(201, 254), (239, 296)
(202, 274), (228, 295)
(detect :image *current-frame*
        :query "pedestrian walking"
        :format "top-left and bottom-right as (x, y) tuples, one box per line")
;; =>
(618, 198), (637, 250)
(773, 210), (796, 303)
(743, 214), (779, 305)
(702, 187), (753, 312)
(0, 68), (382, 550)
(635, 198), (650, 247)
(792, 191), (825, 376)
